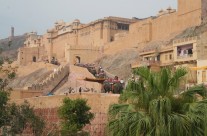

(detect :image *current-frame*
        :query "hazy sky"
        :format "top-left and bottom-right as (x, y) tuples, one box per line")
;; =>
(0, 0), (177, 39)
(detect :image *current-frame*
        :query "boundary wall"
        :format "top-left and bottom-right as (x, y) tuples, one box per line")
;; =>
(11, 93), (120, 136)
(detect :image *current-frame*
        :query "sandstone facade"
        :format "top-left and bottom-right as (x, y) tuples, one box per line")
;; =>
(16, 0), (207, 86)
(18, 0), (207, 66)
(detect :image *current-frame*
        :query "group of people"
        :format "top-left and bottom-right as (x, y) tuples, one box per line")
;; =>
(74, 63), (106, 78)
(44, 57), (60, 65)
(64, 87), (98, 95)
(95, 66), (106, 78)
(74, 63), (124, 94)
(103, 76), (124, 94)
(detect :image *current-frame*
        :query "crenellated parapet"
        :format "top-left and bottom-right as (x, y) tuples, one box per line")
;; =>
(28, 64), (70, 95)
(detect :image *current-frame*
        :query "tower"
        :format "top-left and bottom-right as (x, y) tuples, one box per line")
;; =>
(10, 27), (14, 40)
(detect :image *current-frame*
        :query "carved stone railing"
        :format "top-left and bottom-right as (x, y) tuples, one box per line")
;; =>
(28, 64), (69, 95)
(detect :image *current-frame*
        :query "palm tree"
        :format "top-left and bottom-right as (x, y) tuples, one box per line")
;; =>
(107, 67), (207, 136)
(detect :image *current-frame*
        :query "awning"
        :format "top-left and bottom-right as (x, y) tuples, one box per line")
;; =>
(84, 77), (105, 83)
(190, 66), (207, 70)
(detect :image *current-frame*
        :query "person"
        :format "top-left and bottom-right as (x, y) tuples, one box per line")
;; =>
(79, 87), (82, 95)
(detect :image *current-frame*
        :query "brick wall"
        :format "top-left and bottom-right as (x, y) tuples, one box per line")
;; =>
(11, 93), (119, 136)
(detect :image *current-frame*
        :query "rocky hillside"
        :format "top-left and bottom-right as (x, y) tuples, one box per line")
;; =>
(96, 48), (140, 80)
(0, 35), (26, 60)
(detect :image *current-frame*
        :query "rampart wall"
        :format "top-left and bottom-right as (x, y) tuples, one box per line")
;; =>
(10, 89), (43, 99)
(65, 45), (102, 63)
(11, 93), (120, 136)
(28, 64), (69, 95)
(104, 1), (203, 55)
(130, 2), (202, 42)
(49, 18), (132, 59)
(18, 0), (206, 65)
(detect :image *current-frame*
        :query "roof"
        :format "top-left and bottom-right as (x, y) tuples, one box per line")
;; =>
(84, 77), (105, 83)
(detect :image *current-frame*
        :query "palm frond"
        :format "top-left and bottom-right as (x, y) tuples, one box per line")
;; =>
(182, 84), (206, 101)
(108, 66), (207, 136)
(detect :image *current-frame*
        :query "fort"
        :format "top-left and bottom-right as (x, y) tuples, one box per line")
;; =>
(18, 0), (207, 65)
(4, 0), (207, 135)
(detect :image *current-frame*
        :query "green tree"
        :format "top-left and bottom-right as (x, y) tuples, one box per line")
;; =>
(0, 58), (45, 136)
(108, 67), (207, 136)
(0, 93), (45, 136)
(0, 91), (9, 127)
(58, 98), (94, 135)
(3, 101), (45, 136)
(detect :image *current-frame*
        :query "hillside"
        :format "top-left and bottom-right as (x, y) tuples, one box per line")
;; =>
(96, 48), (140, 80)
(0, 35), (26, 60)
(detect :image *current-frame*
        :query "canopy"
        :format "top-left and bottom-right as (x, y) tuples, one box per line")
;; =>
(84, 77), (105, 83)
(190, 66), (207, 70)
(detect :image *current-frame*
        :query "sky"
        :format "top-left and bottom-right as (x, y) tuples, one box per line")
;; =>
(0, 0), (177, 39)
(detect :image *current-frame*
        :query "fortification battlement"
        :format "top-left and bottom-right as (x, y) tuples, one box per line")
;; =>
(173, 36), (198, 44)
(28, 64), (70, 95)
(157, 7), (176, 17)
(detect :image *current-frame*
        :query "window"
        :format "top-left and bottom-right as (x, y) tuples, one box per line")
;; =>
(157, 55), (160, 61)
(117, 23), (129, 30)
(169, 54), (172, 60)
(188, 49), (193, 54)
(165, 55), (168, 60)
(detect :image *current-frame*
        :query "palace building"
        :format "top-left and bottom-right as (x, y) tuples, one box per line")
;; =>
(18, 0), (207, 85)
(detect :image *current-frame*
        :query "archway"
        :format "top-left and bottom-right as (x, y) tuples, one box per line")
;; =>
(33, 56), (36, 62)
(75, 56), (81, 63)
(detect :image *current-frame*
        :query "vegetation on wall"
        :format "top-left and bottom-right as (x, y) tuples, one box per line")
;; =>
(107, 67), (207, 136)
(58, 98), (94, 136)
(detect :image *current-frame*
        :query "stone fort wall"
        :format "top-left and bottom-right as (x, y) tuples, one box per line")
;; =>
(65, 45), (102, 64)
(103, 0), (204, 55)
(60, 0), (205, 62)
(48, 17), (135, 62)
(18, 46), (46, 65)
(18, 0), (206, 65)
(11, 93), (119, 136)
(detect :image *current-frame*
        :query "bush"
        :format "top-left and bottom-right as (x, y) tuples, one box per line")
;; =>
(58, 98), (94, 135)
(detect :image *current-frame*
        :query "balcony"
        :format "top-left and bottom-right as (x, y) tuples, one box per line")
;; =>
(147, 60), (161, 66)
(176, 43), (194, 61)
(177, 54), (193, 59)
(131, 60), (160, 68)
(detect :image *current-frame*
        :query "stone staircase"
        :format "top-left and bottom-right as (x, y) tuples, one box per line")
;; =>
(28, 64), (70, 95)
